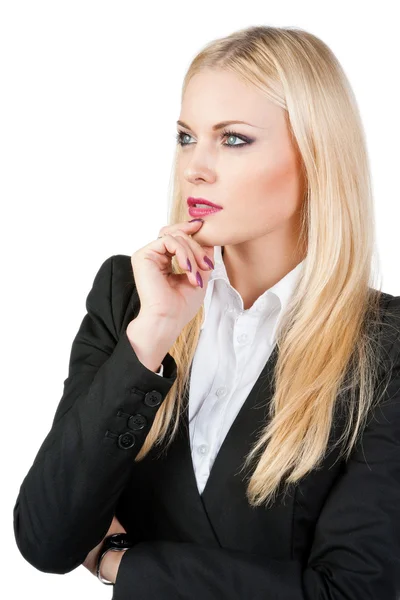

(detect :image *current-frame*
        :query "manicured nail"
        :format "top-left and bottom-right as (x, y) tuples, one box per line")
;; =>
(187, 258), (192, 272)
(188, 218), (204, 223)
(196, 271), (203, 288)
(204, 256), (214, 270)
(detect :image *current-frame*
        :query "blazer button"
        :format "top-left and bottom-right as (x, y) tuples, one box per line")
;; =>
(128, 414), (147, 430)
(117, 431), (136, 449)
(144, 390), (162, 407)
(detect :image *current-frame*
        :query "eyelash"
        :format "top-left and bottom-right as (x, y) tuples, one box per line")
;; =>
(175, 129), (252, 149)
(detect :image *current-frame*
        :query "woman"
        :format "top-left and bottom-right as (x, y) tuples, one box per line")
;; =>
(13, 25), (400, 598)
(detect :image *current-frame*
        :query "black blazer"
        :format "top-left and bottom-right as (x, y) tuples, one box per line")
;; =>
(13, 254), (400, 599)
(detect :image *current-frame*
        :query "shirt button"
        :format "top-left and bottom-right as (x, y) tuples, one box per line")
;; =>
(117, 432), (136, 449)
(216, 387), (227, 398)
(197, 444), (209, 455)
(237, 333), (248, 344)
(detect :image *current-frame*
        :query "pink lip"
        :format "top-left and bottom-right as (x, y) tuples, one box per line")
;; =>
(187, 197), (223, 209)
(188, 206), (222, 217)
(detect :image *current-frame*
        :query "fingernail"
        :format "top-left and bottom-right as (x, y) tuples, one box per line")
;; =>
(196, 271), (203, 288)
(188, 218), (204, 223)
(187, 258), (192, 272)
(204, 256), (214, 270)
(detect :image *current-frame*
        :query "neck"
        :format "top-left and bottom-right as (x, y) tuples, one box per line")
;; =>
(221, 228), (306, 310)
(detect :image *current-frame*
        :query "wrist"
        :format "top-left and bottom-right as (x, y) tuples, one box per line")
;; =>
(129, 313), (180, 345)
(126, 317), (179, 372)
(100, 549), (128, 584)
(96, 533), (134, 585)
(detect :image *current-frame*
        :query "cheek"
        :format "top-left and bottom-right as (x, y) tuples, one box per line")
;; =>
(237, 154), (303, 220)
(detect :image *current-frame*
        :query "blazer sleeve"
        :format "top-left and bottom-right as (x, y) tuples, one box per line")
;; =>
(112, 297), (400, 600)
(13, 254), (178, 574)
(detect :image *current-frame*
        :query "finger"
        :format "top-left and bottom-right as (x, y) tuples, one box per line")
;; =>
(158, 219), (204, 238)
(158, 234), (204, 287)
(169, 230), (214, 272)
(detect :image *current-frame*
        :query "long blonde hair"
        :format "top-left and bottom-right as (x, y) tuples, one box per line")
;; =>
(135, 25), (395, 508)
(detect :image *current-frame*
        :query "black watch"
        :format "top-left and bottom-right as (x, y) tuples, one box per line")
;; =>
(96, 532), (135, 585)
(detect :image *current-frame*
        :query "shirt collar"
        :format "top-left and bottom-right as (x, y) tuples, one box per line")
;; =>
(200, 245), (305, 345)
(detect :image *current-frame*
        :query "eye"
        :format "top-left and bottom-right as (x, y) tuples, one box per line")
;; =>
(175, 129), (252, 149)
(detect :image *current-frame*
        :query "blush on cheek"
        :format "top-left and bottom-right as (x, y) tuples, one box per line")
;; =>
(258, 157), (304, 214)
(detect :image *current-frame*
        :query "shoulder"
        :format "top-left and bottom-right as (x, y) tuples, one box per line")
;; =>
(378, 291), (400, 363)
(380, 290), (400, 316)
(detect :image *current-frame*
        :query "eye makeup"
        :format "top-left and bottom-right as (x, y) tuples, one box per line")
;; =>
(176, 128), (254, 149)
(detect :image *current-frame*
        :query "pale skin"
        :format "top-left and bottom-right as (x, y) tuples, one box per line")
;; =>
(177, 68), (307, 309)
(83, 67), (307, 583)
(82, 515), (127, 583)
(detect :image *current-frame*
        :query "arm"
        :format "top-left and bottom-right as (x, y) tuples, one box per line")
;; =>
(99, 546), (128, 584)
(112, 302), (400, 600)
(82, 515), (126, 576)
(13, 255), (179, 575)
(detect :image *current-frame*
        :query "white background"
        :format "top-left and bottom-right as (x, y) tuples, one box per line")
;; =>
(2, 1), (399, 598)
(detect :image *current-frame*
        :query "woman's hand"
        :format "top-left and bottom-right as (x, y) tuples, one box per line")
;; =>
(130, 219), (215, 327)
(82, 515), (127, 577)
(99, 547), (128, 584)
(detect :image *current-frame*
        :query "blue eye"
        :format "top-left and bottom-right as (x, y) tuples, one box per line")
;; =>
(175, 129), (253, 149)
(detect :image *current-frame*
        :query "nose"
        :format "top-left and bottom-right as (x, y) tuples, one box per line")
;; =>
(184, 164), (216, 184)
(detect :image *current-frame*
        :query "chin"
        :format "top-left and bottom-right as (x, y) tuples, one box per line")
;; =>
(191, 229), (219, 248)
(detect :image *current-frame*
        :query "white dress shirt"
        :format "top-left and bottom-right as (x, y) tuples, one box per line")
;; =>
(155, 245), (305, 495)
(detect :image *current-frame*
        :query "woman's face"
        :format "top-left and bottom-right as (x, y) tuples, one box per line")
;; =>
(176, 68), (306, 252)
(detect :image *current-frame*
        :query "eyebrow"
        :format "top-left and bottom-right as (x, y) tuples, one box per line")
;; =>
(176, 119), (257, 131)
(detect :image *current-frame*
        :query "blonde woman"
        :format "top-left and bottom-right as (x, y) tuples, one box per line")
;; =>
(14, 25), (400, 599)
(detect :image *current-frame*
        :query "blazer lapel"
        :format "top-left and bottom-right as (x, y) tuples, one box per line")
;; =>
(119, 284), (352, 556)
(174, 344), (280, 546)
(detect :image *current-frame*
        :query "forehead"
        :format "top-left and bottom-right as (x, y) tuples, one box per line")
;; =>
(181, 69), (283, 129)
